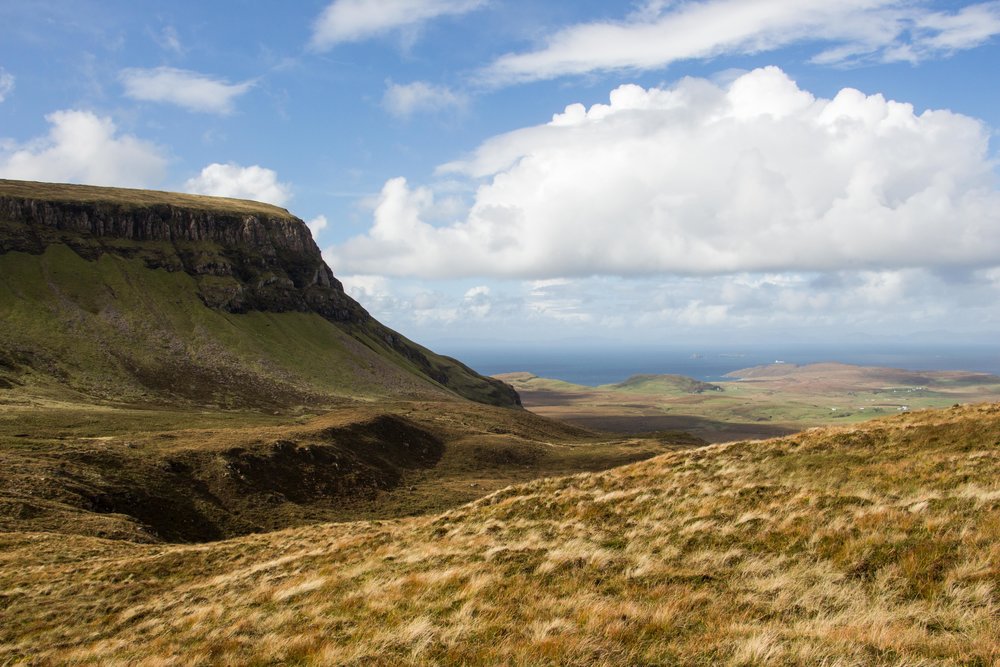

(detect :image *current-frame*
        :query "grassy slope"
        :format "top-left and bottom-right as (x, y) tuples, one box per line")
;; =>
(0, 178), (519, 409)
(500, 365), (1000, 442)
(1, 403), (998, 664)
(0, 244), (446, 406)
(606, 374), (723, 395)
(0, 397), (696, 543)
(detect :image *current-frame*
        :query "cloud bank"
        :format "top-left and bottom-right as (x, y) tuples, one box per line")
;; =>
(328, 67), (1000, 280)
(184, 163), (291, 206)
(333, 269), (1000, 345)
(120, 67), (253, 114)
(482, 0), (1000, 84)
(0, 110), (167, 187)
(310, 0), (486, 49)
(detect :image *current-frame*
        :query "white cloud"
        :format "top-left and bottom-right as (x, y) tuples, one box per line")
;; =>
(482, 0), (1000, 84)
(184, 163), (291, 206)
(310, 0), (486, 49)
(309, 268), (1000, 344)
(464, 285), (490, 299)
(0, 68), (13, 102)
(306, 215), (329, 239)
(328, 67), (1000, 280)
(157, 26), (184, 54)
(339, 274), (391, 301)
(120, 67), (253, 114)
(383, 81), (467, 118)
(463, 285), (492, 318)
(0, 109), (167, 187)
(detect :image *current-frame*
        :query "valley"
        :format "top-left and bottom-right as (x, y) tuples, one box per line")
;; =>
(0, 398), (696, 543)
(499, 362), (1000, 442)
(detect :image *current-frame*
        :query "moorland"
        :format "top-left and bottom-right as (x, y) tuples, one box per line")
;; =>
(1, 179), (997, 665)
(3, 403), (998, 664)
(499, 362), (1000, 442)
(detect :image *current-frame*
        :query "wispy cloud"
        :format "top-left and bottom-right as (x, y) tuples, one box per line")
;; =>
(120, 67), (254, 114)
(310, 0), (487, 49)
(155, 25), (184, 54)
(382, 80), (467, 118)
(0, 67), (13, 102)
(481, 0), (1000, 85)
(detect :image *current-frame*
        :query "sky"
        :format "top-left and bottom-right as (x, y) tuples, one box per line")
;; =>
(2, 0), (999, 351)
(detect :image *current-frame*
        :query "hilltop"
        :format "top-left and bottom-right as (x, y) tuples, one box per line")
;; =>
(1, 403), (997, 664)
(0, 178), (518, 409)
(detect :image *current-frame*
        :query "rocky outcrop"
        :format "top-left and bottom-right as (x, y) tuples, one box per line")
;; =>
(0, 188), (362, 320)
(0, 179), (521, 408)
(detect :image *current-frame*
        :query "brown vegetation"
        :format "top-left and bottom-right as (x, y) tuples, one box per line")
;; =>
(2, 403), (997, 664)
(0, 398), (696, 543)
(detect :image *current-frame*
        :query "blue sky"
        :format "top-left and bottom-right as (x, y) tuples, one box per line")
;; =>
(2, 1), (1000, 351)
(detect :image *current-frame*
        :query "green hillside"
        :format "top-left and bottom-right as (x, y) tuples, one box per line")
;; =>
(605, 373), (723, 394)
(0, 179), (519, 409)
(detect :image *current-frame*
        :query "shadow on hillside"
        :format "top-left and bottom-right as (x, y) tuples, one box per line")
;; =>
(557, 414), (799, 443)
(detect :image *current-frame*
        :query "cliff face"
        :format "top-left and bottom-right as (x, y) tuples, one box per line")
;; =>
(0, 189), (357, 319)
(0, 179), (520, 408)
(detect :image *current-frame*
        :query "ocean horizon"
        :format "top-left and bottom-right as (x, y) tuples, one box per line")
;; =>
(443, 343), (1000, 386)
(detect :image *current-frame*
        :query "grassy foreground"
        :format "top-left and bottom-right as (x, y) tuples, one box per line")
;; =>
(0, 397), (693, 543)
(2, 403), (998, 664)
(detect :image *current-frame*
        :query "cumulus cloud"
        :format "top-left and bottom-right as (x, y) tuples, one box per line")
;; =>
(327, 67), (1000, 279)
(306, 215), (329, 238)
(463, 285), (492, 318)
(0, 109), (167, 187)
(0, 68), (13, 102)
(339, 274), (391, 301)
(383, 81), (467, 118)
(120, 67), (253, 114)
(482, 0), (1000, 84)
(310, 0), (486, 49)
(184, 163), (291, 206)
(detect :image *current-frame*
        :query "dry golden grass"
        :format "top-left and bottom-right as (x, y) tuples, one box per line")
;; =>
(1, 403), (999, 665)
(0, 398), (690, 542)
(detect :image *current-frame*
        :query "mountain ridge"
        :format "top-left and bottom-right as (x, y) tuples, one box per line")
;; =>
(0, 178), (519, 408)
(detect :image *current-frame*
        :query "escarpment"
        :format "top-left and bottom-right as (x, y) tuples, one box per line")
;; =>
(0, 179), (520, 408)
(0, 181), (356, 318)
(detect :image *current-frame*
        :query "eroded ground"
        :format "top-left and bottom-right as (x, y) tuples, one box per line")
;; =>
(0, 396), (700, 543)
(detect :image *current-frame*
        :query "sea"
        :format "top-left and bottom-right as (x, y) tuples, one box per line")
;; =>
(443, 343), (1000, 386)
